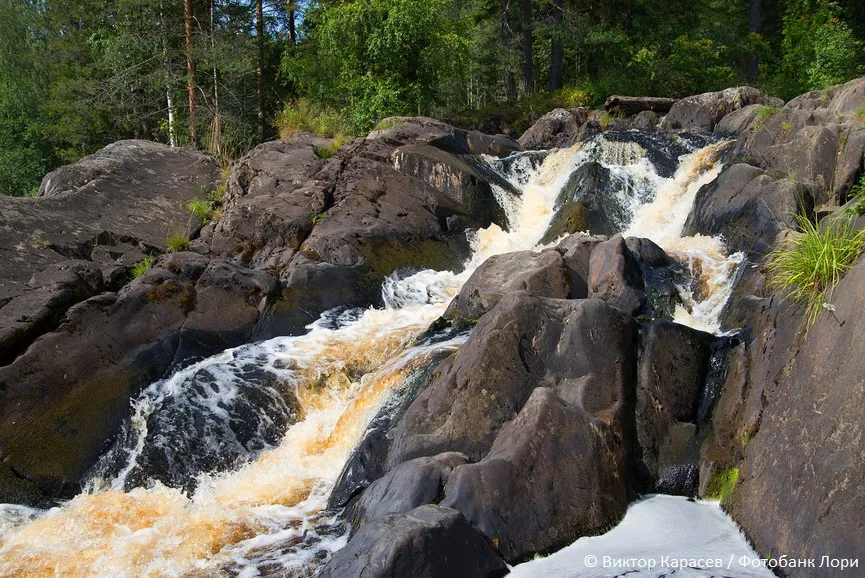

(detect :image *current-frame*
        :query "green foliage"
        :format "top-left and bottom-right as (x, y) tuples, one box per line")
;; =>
(311, 212), (325, 225)
(185, 198), (213, 223)
(130, 255), (155, 279)
(165, 234), (190, 253)
(807, 17), (862, 90)
(768, 214), (865, 328)
(705, 467), (739, 503)
(775, 1), (863, 97)
(283, 0), (471, 132)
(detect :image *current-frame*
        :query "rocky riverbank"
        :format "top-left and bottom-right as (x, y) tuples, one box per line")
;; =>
(1, 78), (864, 577)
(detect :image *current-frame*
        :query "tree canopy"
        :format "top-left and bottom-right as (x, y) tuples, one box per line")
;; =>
(1, 0), (863, 196)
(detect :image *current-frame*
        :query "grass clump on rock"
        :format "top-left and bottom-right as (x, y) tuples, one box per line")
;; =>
(768, 214), (865, 328)
(130, 255), (154, 279)
(166, 234), (190, 253)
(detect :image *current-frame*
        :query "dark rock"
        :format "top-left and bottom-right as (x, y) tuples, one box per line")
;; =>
(0, 261), (104, 366)
(604, 95), (677, 116)
(683, 163), (811, 256)
(725, 257), (865, 571)
(443, 250), (569, 322)
(588, 235), (646, 316)
(632, 110), (661, 131)
(626, 237), (688, 321)
(0, 253), (278, 498)
(663, 86), (782, 132)
(348, 452), (467, 531)
(442, 387), (629, 563)
(716, 89), (865, 206)
(392, 143), (515, 228)
(0, 140), (218, 367)
(541, 161), (612, 241)
(388, 293), (638, 468)
(556, 233), (607, 298)
(635, 320), (715, 495)
(318, 505), (508, 578)
(0, 462), (54, 509)
(518, 108), (588, 150)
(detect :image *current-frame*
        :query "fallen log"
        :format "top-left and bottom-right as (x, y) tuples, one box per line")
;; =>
(604, 95), (677, 116)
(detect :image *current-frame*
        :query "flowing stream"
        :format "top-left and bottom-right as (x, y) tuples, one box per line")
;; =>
(0, 132), (752, 577)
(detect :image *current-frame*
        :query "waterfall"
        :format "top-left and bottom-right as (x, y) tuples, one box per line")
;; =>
(0, 131), (747, 577)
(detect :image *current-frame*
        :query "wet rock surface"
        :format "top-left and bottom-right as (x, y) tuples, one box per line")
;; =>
(319, 505), (508, 578)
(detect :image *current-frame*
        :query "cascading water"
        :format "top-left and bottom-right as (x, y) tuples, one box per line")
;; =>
(0, 131), (750, 577)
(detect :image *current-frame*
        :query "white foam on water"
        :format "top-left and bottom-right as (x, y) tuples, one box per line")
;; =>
(510, 495), (775, 578)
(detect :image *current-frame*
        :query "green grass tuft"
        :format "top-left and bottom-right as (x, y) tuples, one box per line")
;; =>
(274, 98), (352, 139)
(856, 105), (865, 122)
(166, 234), (190, 253)
(185, 198), (212, 222)
(705, 467), (739, 503)
(130, 255), (154, 279)
(753, 105), (779, 129)
(768, 214), (865, 328)
(374, 117), (405, 131)
(314, 134), (347, 159)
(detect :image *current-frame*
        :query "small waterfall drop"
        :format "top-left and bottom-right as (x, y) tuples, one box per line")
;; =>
(0, 130), (746, 577)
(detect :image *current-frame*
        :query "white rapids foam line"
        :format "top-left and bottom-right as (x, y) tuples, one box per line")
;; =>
(510, 495), (775, 578)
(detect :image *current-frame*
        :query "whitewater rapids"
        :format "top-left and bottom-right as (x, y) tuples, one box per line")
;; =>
(0, 132), (752, 577)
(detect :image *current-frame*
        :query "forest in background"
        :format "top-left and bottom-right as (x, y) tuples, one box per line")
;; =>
(1, 0), (863, 197)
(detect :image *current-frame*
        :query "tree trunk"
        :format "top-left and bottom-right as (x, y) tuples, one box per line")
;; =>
(747, 0), (760, 82)
(256, 0), (265, 141)
(210, 0), (220, 156)
(518, 0), (533, 95)
(161, 0), (177, 147)
(184, 0), (197, 147)
(500, 0), (517, 102)
(288, 4), (296, 45)
(549, 0), (564, 91)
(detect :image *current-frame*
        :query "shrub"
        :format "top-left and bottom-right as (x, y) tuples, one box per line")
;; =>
(166, 234), (190, 253)
(768, 214), (865, 328)
(130, 255), (154, 279)
(806, 18), (862, 90)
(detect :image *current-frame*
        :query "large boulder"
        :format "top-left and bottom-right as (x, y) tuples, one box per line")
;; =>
(443, 249), (569, 322)
(388, 292), (638, 468)
(441, 387), (629, 563)
(348, 452), (468, 531)
(725, 256), (865, 572)
(209, 119), (508, 338)
(392, 144), (515, 229)
(683, 163), (811, 256)
(635, 320), (715, 495)
(318, 505), (508, 578)
(663, 86), (782, 132)
(588, 235), (646, 316)
(555, 233), (607, 299)
(518, 108), (588, 150)
(0, 252), (278, 497)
